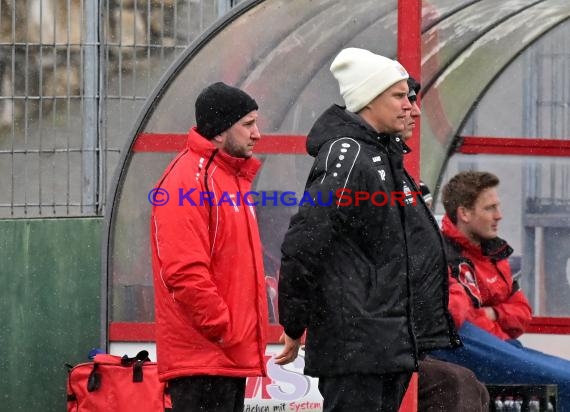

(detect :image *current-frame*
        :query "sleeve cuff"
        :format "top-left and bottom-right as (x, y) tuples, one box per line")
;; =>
(283, 326), (305, 340)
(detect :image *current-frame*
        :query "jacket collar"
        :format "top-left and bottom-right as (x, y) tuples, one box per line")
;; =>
(306, 105), (398, 156)
(346, 109), (412, 154)
(187, 127), (261, 181)
(441, 214), (512, 261)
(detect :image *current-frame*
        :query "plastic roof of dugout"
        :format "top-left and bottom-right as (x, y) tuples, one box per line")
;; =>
(105, 0), (570, 325)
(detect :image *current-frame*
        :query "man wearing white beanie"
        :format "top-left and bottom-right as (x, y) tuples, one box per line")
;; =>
(276, 48), (460, 411)
(331, 47), (409, 113)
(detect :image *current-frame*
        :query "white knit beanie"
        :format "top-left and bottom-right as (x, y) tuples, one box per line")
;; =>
(330, 48), (409, 113)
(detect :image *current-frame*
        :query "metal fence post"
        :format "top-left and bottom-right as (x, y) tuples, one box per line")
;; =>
(83, 0), (100, 215)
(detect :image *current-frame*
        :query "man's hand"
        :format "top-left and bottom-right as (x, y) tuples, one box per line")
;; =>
(483, 306), (497, 321)
(274, 332), (302, 365)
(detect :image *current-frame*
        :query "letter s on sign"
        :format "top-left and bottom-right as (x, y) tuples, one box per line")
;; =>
(266, 355), (310, 401)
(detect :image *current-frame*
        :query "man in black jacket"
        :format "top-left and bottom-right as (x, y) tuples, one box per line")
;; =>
(275, 48), (460, 412)
(405, 77), (490, 412)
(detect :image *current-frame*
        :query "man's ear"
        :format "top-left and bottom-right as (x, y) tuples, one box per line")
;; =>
(457, 206), (471, 223)
(212, 133), (225, 143)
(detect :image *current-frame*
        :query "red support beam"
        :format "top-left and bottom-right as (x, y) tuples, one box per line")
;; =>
(459, 136), (570, 157)
(133, 133), (308, 154)
(398, 0), (422, 182)
(109, 318), (570, 343)
(132, 133), (187, 153)
(527, 317), (570, 334)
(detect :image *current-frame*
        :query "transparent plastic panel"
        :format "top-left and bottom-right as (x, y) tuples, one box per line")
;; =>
(420, 0), (570, 187)
(422, 0), (539, 88)
(461, 21), (570, 140)
(110, 152), (177, 322)
(109, 0), (399, 323)
(143, 0), (397, 134)
(421, 0), (479, 31)
(436, 153), (570, 317)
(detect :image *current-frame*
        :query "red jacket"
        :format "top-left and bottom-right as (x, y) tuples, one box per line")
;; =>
(150, 128), (268, 381)
(442, 215), (532, 340)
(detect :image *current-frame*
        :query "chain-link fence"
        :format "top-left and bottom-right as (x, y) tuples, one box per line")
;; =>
(0, 0), (244, 217)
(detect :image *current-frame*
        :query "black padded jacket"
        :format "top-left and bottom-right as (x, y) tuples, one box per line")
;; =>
(278, 105), (460, 377)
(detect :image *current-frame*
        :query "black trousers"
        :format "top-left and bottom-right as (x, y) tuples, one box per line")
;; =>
(318, 372), (412, 412)
(168, 376), (246, 412)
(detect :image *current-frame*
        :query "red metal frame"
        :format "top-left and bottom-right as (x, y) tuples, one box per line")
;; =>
(109, 317), (570, 342)
(118, 131), (570, 343)
(133, 133), (308, 154)
(459, 136), (570, 156)
(526, 317), (570, 334)
(132, 133), (187, 153)
(398, 0), (422, 182)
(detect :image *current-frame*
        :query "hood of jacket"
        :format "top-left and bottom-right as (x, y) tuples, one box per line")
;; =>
(306, 104), (396, 157)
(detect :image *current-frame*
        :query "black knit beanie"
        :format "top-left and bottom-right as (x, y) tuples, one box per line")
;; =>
(195, 82), (258, 139)
(407, 77), (421, 102)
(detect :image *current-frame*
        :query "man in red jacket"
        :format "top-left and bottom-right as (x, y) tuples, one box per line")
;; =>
(431, 170), (570, 412)
(150, 82), (268, 412)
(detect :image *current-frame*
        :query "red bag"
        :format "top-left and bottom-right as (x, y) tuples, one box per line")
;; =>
(66, 350), (171, 412)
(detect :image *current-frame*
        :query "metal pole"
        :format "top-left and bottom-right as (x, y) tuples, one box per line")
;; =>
(83, 0), (106, 349)
(398, 0), (422, 182)
(82, 0), (100, 215)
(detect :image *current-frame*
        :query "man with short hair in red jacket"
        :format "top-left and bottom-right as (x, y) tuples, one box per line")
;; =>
(431, 170), (570, 412)
(150, 82), (268, 412)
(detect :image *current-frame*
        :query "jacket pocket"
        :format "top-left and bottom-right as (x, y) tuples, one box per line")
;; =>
(333, 237), (376, 318)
